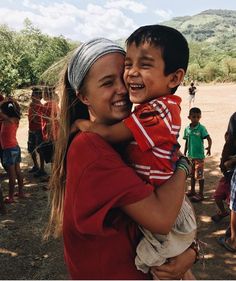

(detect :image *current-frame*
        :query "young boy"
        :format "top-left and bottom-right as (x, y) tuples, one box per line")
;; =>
(184, 107), (212, 202)
(74, 25), (197, 277)
(27, 87), (46, 177)
(40, 87), (59, 164)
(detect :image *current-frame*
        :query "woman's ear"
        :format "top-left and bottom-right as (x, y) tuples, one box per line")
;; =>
(168, 68), (185, 89)
(76, 91), (90, 106)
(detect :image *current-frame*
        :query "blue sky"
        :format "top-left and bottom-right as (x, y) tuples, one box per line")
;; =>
(1, 0), (236, 41)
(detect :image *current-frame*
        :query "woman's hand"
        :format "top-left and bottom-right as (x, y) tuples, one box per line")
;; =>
(150, 247), (196, 280)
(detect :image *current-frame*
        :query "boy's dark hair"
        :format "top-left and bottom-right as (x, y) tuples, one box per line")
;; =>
(189, 107), (201, 116)
(1, 100), (21, 119)
(126, 24), (189, 93)
(32, 87), (42, 98)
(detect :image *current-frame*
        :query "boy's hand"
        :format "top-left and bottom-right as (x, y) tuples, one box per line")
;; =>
(205, 147), (211, 156)
(70, 119), (92, 134)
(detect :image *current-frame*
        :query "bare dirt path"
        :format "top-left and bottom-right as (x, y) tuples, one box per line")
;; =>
(0, 84), (236, 279)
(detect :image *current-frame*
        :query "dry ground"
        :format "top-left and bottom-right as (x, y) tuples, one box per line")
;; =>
(0, 84), (236, 279)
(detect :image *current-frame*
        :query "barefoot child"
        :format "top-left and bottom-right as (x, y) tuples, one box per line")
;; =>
(73, 25), (197, 278)
(0, 100), (24, 203)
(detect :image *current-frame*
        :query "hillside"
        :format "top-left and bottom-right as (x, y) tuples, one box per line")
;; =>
(162, 9), (236, 49)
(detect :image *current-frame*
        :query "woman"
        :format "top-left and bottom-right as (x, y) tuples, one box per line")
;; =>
(46, 38), (196, 279)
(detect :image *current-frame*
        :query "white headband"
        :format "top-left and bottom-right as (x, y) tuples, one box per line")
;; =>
(68, 38), (126, 91)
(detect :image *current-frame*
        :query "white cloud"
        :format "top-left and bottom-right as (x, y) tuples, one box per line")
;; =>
(105, 0), (147, 13)
(154, 8), (173, 21)
(0, 1), (137, 41)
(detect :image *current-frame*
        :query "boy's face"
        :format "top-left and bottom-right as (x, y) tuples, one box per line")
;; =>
(189, 112), (201, 125)
(124, 42), (174, 104)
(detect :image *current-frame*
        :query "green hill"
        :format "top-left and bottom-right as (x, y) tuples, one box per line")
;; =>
(162, 9), (236, 50)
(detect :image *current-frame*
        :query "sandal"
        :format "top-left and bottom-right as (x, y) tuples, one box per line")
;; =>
(190, 194), (204, 202)
(186, 191), (196, 197)
(4, 197), (15, 204)
(211, 211), (229, 223)
(217, 236), (236, 252)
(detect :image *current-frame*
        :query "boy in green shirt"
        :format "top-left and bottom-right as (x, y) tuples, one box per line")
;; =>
(184, 107), (212, 202)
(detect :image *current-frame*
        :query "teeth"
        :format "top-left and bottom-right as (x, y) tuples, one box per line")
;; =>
(113, 100), (127, 106)
(130, 84), (144, 89)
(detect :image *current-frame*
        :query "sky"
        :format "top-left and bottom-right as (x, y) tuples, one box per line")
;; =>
(1, 0), (236, 42)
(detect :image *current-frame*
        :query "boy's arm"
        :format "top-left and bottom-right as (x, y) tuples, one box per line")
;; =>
(71, 119), (133, 143)
(184, 139), (188, 156)
(205, 135), (212, 156)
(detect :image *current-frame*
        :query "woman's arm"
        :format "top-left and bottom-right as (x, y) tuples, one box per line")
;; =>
(122, 162), (188, 234)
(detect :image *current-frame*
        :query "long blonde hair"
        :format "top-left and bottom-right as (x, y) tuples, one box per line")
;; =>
(44, 67), (89, 239)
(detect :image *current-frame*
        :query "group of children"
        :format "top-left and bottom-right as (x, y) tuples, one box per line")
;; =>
(0, 86), (59, 212)
(27, 86), (59, 178)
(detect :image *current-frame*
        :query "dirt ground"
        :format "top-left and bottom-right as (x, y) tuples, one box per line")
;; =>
(0, 83), (236, 280)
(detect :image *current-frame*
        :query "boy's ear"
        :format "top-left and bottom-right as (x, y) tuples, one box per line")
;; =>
(76, 91), (90, 106)
(168, 68), (185, 88)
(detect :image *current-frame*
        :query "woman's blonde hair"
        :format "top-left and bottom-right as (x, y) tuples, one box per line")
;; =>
(44, 66), (89, 239)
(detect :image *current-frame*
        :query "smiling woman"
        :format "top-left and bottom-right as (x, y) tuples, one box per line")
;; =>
(45, 37), (196, 279)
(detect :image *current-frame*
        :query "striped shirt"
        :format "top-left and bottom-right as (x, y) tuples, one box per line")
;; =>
(230, 167), (236, 212)
(124, 95), (181, 187)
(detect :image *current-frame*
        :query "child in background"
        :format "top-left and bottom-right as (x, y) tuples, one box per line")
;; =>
(0, 100), (24, 204)
(41, 86), (59, 164)
(27, 87), (46, 177)
(73, 25), (197, 278)
(184, 107), (212, 202)
(188, 81), (197, 109)
(0, 93), (6, 170)
(211, 132), (232, 222)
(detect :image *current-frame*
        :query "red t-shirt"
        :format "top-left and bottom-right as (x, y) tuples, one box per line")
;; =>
(63, 132), (153, 279)
(28, 102), (44, 131)
(0, 121), (19, 149)
(123, 95), (181, 186)
(41, 101), (59, 141)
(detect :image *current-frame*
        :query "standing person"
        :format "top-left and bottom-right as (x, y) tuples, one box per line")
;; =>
(188, 81), (197, 109)
(0, 100), (24, 204)
(184, 107), (212, 202)
(217, 112), (236, 251)
(0, 93), (6, 170)
(27, 87), (46, 177)
(45, 38), (198, 280)
(41, 86), (59, 165)
(73, 25), (197, 278)
(211, 132), (232, 223)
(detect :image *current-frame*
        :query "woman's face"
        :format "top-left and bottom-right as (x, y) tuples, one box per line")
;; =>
(80, 53), (132, 125)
